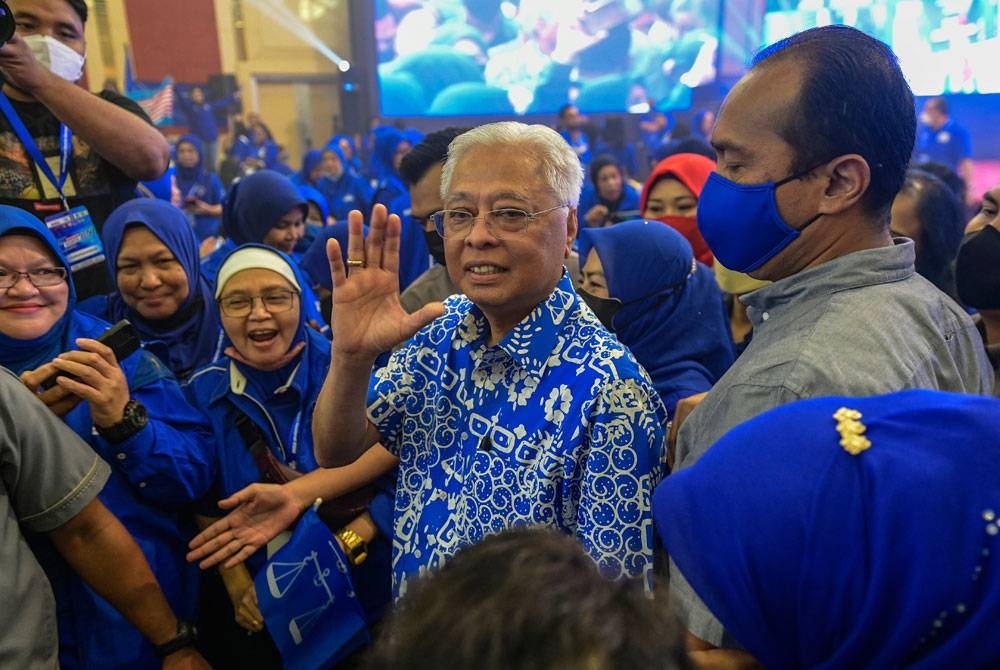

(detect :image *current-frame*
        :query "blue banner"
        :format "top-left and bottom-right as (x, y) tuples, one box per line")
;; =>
(255, 508), (369, 670)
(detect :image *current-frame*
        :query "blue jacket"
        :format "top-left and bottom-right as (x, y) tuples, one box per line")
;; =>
(184, 327), (393, 622)
(47, 312), (215, 670)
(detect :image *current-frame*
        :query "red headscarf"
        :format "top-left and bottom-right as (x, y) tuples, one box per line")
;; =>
(640, 153), (716, 266)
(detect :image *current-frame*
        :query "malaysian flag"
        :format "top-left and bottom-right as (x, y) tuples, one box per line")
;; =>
(123, 45), (175, 127)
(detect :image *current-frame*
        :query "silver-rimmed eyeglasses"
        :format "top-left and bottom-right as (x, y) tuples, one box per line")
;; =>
(217, 290), (299, 318)
(432, 204), (571, 239)
(0, 267), (68, 288)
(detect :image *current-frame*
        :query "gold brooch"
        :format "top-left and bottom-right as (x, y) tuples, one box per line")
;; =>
(834, 407), (871, 455)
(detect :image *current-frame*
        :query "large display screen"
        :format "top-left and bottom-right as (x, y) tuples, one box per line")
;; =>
(763, 1), (1000, 95)
(374, 0), (723, 117)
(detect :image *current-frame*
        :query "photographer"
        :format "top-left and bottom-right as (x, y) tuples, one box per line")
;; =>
(0, 0), (170, 299)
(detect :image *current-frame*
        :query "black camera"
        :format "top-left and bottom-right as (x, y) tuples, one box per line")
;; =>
(0, 0), (14, 46)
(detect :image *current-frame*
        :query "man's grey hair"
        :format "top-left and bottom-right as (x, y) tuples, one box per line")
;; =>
(441, 122), (583, 206)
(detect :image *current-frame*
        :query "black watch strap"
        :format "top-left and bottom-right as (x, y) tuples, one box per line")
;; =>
(96, 398), (148, 443)
(154, 619), (198, 658)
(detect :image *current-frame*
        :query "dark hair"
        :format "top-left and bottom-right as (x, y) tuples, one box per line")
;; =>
(601, 116), (627, 149)
(66, 0), (88, 23)
(558, 104), (577, 120)
(752, 25), (915, 218)
(589, 154), (623, 188)
(915, 161), (966, 202)
(369, 527), (689, 670)
(895, 168), (964, 297)
(397, 126), (469, 186)
(655, 137), (716, 163)
(926, 96), (949, 116)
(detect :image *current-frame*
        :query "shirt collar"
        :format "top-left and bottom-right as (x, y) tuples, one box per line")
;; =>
(222, 358), (305, 400)
(742, 239), (915, 326)
(460, 270), (578, 379)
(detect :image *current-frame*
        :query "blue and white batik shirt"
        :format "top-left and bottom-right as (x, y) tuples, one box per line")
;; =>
(368, 272), (668, 597)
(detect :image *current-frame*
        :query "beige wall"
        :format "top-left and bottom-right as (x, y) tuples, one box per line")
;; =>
(86, 0), (356, 167)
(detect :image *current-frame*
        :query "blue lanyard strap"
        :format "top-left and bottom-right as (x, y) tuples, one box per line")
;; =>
(0, 91), (72, 208)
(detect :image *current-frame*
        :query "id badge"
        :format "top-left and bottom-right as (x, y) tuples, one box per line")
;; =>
(44, 206), (106, 272)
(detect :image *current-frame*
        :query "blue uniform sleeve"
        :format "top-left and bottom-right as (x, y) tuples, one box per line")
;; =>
(95, 351), (216, 506)
(575, 376), (667, 591)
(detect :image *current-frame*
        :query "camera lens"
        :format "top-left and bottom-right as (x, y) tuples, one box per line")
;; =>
(0, 1), (15, 46)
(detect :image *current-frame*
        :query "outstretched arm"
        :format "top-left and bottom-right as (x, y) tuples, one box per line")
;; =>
(312, 205), (444, 467)
(188, 445), (398, 568)
(50, 499), (210, 669)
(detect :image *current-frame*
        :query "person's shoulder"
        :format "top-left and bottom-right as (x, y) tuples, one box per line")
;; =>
(561, 302), (648, 378)
(184, 360), (230, 396)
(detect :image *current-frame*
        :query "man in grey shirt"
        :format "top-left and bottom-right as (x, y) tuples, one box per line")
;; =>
(668, 25), (993, 658)
(0, 368), (208, 669)
(398, 127), (467, 314)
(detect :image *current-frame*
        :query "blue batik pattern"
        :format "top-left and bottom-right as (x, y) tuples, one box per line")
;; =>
(368, 273), (668, 598)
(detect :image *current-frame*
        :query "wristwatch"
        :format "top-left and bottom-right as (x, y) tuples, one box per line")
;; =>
(96, 398), (148, 443)
(336, 528), (368, 566)
(154, 619), (198, 658)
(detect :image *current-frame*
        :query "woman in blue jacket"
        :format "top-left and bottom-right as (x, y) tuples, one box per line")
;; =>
(315, 144), (373, 223)
(185, 245), (396, 668)
(78, 198), (224, 380)
(0, 206), (213, 669)
(174, 134), (225, 241)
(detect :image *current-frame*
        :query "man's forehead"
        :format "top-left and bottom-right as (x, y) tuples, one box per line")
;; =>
(13, 0), (82, 23)
(714, 61), (802, 147)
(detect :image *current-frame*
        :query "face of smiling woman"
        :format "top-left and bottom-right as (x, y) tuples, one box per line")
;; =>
(217, 268), (300, 370)
(0, 234), (69, 340)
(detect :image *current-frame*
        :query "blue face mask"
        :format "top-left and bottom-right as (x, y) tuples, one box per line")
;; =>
(697, 168), (824, 273)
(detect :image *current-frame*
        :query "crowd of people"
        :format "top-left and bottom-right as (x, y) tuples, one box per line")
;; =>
(1, 0), (999, 668)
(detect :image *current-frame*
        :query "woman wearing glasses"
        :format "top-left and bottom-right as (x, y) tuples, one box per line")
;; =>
(184, 244), (396, 668)
(0, 205), (214, 669)
(201, 169), (329, 333)
(78, 198), (224, 381)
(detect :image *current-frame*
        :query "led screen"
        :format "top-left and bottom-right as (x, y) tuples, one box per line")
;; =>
(374, 0), (723, 116)
(763, 1), (1000, 95)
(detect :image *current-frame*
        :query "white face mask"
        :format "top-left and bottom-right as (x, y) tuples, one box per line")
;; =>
(23, 34), (86, 83)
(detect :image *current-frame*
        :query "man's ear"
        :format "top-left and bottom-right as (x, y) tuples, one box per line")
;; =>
(819, 154), (870, 215)
(565, 207), (578, 258)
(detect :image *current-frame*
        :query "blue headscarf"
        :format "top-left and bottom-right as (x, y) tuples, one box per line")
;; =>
(369, 126), (406, 184)
(297, 184), (331, 223)
(0, 205), (76, 374)
(222, 170), (307, 244)
(298, 221), (358, 291)
(174, 134), (207, 195)
(328, 134), (361, 174)
(654, 390), (1000, 669)
(298, 149), (324, 186)
(577, 220), (734, 415)
(101, 199), (222, 378)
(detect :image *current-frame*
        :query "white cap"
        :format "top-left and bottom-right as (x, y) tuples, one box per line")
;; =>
(215, 246), (300, 298)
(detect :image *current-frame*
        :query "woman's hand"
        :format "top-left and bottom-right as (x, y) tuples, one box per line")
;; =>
(47, 338), (131, 428)
(219, 563), (264, 633)
(326, 205), (444, 361)
(188, 483), (305, 569)
(584, 204), (610, 227)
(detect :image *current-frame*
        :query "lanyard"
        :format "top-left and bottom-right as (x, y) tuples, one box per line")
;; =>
(0, 92), (72, 209)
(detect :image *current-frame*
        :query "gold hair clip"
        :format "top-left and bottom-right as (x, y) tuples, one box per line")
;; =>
(834, 407), (871, 455)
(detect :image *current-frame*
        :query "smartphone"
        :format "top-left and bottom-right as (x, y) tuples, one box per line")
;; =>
(39, 320), (142, 390)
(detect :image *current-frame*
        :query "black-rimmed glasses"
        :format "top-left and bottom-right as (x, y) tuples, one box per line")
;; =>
(0, 267), (68, 288)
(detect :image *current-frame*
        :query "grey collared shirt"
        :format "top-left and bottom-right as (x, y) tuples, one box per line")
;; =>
(669, 239), (993, 646)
